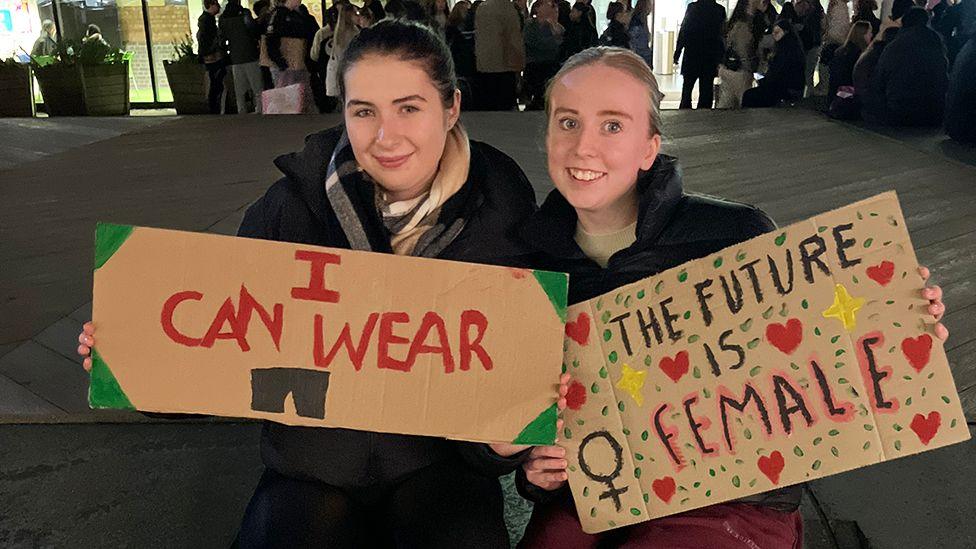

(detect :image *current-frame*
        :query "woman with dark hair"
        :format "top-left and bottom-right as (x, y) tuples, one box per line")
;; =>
(559, 1), (599, 60)
(742, 19), (807, 107)
(628, 0), (653, 66)
(600, 2), (631, 47)
(74, 20), (554, 548)
(718, 0), (759, 108)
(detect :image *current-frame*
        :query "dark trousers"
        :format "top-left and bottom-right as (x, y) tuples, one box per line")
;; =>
(680, 71), (716, 109)
(475, 71), (518, 111)
(205, 60), (227, 114)
(234, 460), (510, 549)
(742, 84), (782, 108)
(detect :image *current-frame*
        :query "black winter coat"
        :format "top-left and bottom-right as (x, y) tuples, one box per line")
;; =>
(675, 0), (727, 77)
(798, 7), (824, 50)
(197, 11), (224, 60)
(515, 154), (802, 510)
(600, 19), (631, 48)
(945, 36), (976, 143)
(758, 32), (806, 100)
(560, 18), (599, 61)
(866, 24), (949, 127)
(827, 43), (863, 100)
(219, 2), (260, 65)
(237, 125), (538, 487)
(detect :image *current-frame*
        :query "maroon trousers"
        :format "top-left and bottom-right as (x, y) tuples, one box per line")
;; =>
(519, 496), (803, 549)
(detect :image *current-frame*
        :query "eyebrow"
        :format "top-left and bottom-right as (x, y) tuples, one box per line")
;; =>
(552, 107), (634, 120)
(346, 95), (428, 108)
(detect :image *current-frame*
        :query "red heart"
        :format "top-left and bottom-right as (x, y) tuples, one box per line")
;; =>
(565, 312), (590, 346)
(765, 318), (803, 355)
(910, 411), (941, 445)
(866, 261), (895, 287)
(652, 476), (676, 504)
(658, 351), (690, 383)
(757, 451), (785, 485)
(566, 380), (587, 411)
(901, 334), (933, 372)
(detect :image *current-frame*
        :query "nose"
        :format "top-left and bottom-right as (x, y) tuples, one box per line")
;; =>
(572, 125), (599, 159)
(374, 115), (403, 149)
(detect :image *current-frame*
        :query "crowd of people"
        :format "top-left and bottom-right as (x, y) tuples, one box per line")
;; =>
(193, 0), (974, 142)
(193, 0), (663, 113)
(675, 0), (974, 141)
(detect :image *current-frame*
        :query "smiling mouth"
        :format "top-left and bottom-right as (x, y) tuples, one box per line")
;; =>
(567, 168), (607, 182)
(374, 153), (413, 169)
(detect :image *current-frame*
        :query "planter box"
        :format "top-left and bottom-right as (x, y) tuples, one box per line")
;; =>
(164, 60), (238, 114)
(0, 64), (35, 117)
(34, 62), (130, 116)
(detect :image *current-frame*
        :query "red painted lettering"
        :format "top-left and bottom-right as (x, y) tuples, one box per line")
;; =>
(201, 297), (249, 351)
(459, 310), (492, 371)
(291, 250), (342, 303)
(378, 312), (412, 371)
(313, 313), (379, 371)
(237, 285), (284, 351)
(407, 312), (456, 373)
(160, 291), (204, 347)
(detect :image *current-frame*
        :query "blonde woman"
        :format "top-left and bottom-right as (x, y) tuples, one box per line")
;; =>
(325, 4), (360, 99)
(515, 46), (948, 548)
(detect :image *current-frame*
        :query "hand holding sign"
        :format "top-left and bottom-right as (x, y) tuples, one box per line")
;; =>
(559, 193), (969, 534)
(86, 225), (568, 445)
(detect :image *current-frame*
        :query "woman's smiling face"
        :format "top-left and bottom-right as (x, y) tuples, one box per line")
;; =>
(546, 63), (661, 221)
(343, 54), (460, 202)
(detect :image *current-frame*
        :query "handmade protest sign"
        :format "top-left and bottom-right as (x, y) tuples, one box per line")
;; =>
(561, 192), (970, 533)
(90, 224), (567, 445)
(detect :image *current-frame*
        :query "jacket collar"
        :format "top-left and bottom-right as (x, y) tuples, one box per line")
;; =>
(521, 153), (684, 260)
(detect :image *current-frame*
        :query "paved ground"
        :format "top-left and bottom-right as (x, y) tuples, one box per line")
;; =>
(0, 110), (974, 548)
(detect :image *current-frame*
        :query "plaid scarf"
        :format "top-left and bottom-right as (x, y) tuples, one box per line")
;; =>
(323, 124), (471, 257)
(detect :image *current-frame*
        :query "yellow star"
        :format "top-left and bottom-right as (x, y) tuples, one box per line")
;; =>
(822, 283), (865, 332)
(615, 364), (646, 407)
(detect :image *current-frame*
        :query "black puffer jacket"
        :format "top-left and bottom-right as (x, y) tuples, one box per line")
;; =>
(219, 1), (260, 65)
(866, 24), (949, 127)
(237, 125), (538, 487)
(516, 154), (802, 510)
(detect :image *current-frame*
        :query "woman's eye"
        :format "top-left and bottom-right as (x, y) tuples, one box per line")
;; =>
(401, 105), (420, 114)
(353, 108), (373, 118)
(558, 117), (578, 130)
(604, 121), (623, 133)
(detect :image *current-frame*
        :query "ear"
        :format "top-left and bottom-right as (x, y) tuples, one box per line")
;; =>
(640, 133), (662, 171)
(446, 88), (462, 129)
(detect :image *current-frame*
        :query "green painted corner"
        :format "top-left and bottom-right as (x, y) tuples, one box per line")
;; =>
(532, 270), (569, 323)
(94, 222), (134, 271)
(513, 403), (558, 445)
(88, 347), (135, 410)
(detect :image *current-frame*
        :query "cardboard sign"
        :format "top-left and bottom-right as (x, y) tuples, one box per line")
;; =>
(561, 192), (970, 533)
(90, 224), (568, 445)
